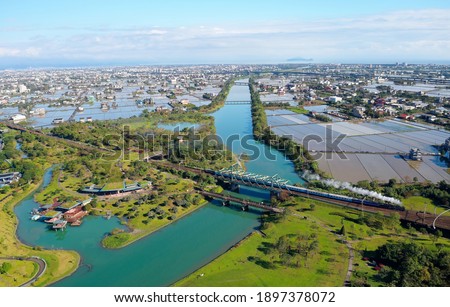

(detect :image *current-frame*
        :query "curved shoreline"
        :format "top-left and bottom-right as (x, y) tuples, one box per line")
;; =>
(101, 198), (210, 249)
(171, 229), (259, 286)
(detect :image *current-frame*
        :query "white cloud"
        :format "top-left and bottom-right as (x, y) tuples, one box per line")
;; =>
(1, 9), (449, 63)
(0, 47), (21, 57)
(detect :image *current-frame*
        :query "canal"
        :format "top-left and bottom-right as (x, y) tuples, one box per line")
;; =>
(14, 80), (302, 286)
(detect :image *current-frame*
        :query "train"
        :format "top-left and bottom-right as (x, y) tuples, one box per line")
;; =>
(207, 169), (405, 212)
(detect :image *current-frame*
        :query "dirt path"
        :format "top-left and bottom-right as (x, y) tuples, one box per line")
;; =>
(342, 240), (354, 286)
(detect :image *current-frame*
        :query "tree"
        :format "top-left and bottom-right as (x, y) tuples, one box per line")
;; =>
(339, 225), (346, 236)
(431, 230), (443, 243)
(276, 236), (290, 254)
(0, 262), (12, 274)
(388, 178), (397, 187)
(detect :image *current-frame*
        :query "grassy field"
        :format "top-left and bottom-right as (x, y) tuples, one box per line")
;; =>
(0, 259), (37, 287)
(175, 195), (450, 287)
(286, 106), (309, 114)
(34, 169), (90, 205)
(176, 198), (352, 286)
(402, 196), (449, 215)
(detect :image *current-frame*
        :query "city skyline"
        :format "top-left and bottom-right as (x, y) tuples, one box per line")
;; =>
(1, 0), (450, 68)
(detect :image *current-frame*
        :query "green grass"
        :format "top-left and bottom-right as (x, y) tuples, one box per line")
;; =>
(102, 233), (132, 248)
(103, 181), (125, 190)
(286, 106), (309, 114)
(175, 195), (450, 287)
(176, 199), (350, 286)
(34, 169), (89, 204)
(0, 259), (37, 287)
(402, 196), (449, 215)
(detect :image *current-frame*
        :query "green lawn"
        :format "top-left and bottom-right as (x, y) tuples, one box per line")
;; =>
(176, 198), (350, 286)
(0, 259), (37, 287)
(402, 196), (449, 215)
(175, 195), (450, 287)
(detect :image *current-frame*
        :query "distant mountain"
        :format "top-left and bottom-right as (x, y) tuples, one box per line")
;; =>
(286, 57), (313, 62)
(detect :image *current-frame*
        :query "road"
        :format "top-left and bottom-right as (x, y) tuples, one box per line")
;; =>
(0, 256), (47, 287)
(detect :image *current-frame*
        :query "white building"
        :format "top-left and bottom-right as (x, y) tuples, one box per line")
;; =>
(10, 114), (27, 124)
(18, 84), (28, 94)
(329, 96), (343, 103)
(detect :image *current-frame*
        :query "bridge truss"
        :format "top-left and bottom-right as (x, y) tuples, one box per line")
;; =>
(216, 163), (291, 191)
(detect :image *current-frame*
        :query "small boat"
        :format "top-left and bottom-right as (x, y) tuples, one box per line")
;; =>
(76, 106), (84, 112)
(31, 215), (41, 221)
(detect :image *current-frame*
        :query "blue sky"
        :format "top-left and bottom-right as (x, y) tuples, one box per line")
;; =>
(1, 0), (450, 67)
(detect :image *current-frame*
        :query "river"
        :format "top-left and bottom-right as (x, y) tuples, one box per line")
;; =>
(14, 80), (301, 286)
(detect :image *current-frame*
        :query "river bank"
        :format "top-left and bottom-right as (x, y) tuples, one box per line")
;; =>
(1, 167), (80, 286)
(100, 198), (210, 249)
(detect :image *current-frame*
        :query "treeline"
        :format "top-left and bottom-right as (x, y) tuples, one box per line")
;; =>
(197, 77), (238, 113)
(375, 241), (450, 286)
(309, 178), (450, 207)
(51, 122), (121, 148)
(264, 101), (290, 107)
(249, 78), (318, 173)
(310, 113), (332, 122)
(383, 180), (450, 207)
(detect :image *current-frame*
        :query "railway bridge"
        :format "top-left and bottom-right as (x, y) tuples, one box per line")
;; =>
(224, 101), (251, 105)
(234, 81), (249, 86)
(198, 190), (283, 213)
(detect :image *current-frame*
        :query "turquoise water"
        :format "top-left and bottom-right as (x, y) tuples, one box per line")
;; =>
(14, 167), (260, 286)
(13, 81), (300, 286)
(213, 83), (304, 185)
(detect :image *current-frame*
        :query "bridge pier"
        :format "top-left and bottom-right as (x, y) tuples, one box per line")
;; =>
(241, 204), (249, 211)
(230, 183), (240, 192)
(222, 200), (230, 207)
(270, 190), (279, 198)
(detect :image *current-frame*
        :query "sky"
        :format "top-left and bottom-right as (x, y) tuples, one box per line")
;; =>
(1, 0), (450, 68)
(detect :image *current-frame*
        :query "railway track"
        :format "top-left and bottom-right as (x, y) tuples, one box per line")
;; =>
(0, 121), (111, 153)
(149, 160), (450, 231)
